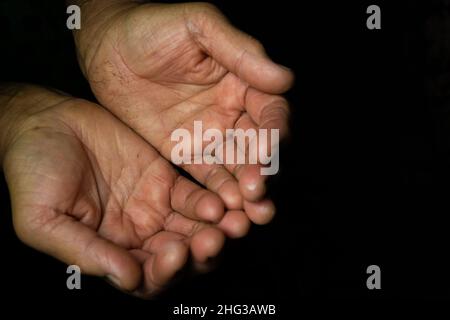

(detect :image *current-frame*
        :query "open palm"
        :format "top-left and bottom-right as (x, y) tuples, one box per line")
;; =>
(3, 94), (249, 297)
(80, 2), (293, 219)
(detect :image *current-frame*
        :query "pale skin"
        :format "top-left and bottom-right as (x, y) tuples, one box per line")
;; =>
(71, 0), (294, 219)
(0, 85), (250, 298)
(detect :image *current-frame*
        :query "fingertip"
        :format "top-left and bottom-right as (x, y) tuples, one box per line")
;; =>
(239, 166), (267, 202)
(218, 210), (251, 238)
(153, 241), (189, 287)
(112, 254), (142, 292)
(255, 56), (294, 94)
(273, 63), (295, 93)
(190, 227), (225, 263)
(161, 241), (189, 268)
(218, 180), (243, 210)
(83, 238), (142, 292)
(240, 180), (266, 202)
(243, 199), (276, 225)
(196, 192), (225, 223)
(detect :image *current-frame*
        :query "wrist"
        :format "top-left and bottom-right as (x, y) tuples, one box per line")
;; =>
(0, 85), (70, 164)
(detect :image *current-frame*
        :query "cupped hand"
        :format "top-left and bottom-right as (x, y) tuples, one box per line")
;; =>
(2, 86), (250, 298)
(76, 2), (293, 222)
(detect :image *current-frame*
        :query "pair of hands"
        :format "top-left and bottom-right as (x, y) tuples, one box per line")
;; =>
(1, 1), (293, 298)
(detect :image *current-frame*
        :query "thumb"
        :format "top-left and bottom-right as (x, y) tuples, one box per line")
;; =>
(189, 4), (294, 94)
(13, 207), (142, 292)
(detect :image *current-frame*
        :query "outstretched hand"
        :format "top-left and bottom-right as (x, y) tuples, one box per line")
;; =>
(1, 86), (250, 298)
(76, 2), (293, 222)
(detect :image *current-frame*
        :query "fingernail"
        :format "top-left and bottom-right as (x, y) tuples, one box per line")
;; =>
(276, 63), (291, 71)
(106, 274), (121, 288)
(246, 182), (257, 192)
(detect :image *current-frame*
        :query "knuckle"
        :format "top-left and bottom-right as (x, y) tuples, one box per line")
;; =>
(191, 2), (220, 15)
(250, 38), (265, 53)
(188, 2), (222, 23)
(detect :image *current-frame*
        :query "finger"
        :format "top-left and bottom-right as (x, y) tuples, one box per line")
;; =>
(14, 212), (141, 291)
(236, 164), (267, 202)
(245, 88), (290, 139)
(239, 90), (289, 183)
(226, 113), (269, 201)
(164, 211), (207, 236)
(191, 254), (222, 274)
(165, 209), (249, 240)
(217, 210), (251, 239)
(171, 175), (225, 223)
(243, 199), (276, 225)
(181, 162), (243, 210)
(163, 215), (226, 270)
(136, 231), (189, 297)
(190, 227), (225, 264)
(191, 5), (294, 94)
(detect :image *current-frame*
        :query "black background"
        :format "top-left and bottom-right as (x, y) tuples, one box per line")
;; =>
(1, 0), (449, 315)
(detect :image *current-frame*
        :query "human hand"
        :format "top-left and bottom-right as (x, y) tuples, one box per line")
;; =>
(74, 1), (293, 223)
(0, 85), (250, 298)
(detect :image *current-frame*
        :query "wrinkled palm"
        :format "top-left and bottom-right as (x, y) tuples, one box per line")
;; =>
(4, 96), (250, 297)
(81, 3), (293, 215)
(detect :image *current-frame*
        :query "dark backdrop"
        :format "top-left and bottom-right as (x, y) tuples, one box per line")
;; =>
(1, 0), (449, 315)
